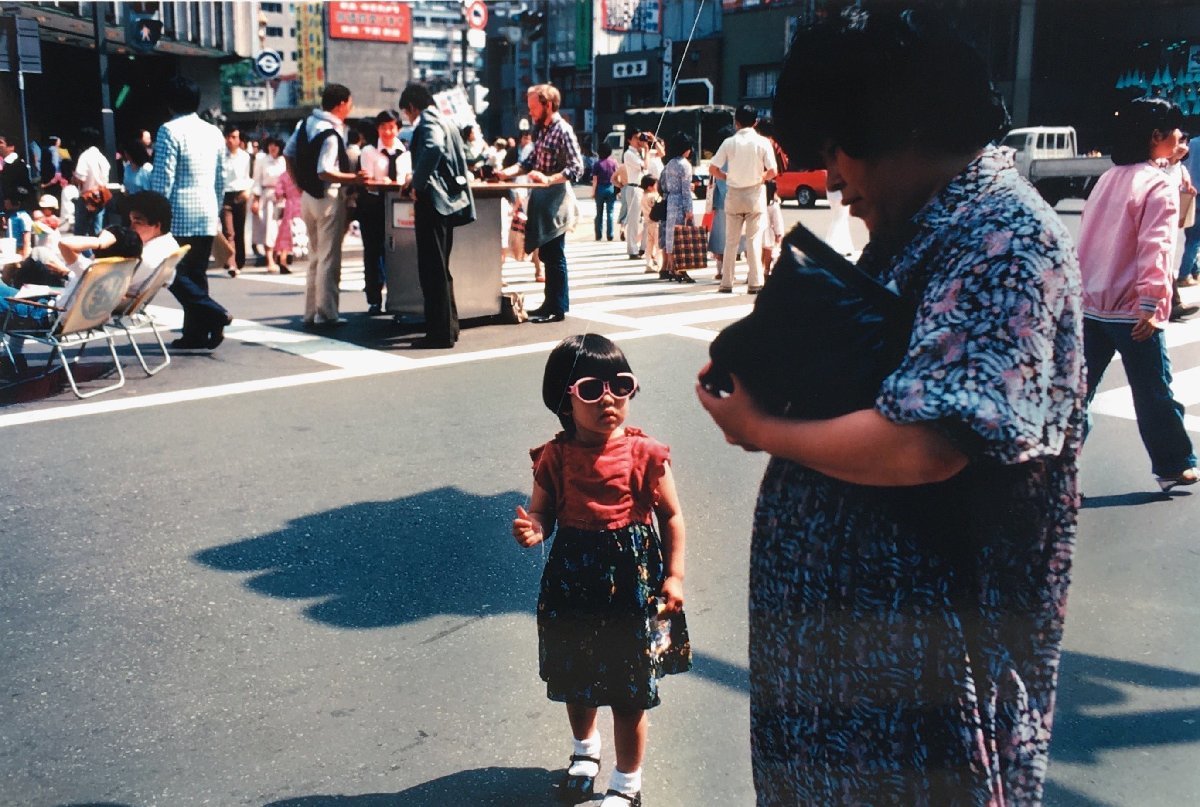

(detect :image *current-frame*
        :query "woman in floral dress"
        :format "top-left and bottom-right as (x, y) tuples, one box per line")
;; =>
(696, 9), (1085, 806)
(658, 133), (695, 281)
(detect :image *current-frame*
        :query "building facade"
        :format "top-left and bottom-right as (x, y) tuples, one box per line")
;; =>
(0, 1), (251, 160)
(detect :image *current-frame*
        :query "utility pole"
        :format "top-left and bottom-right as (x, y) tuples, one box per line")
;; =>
(92, 4), (116, 165)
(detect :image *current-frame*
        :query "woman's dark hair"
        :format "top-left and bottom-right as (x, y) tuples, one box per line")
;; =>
(774, 7), (1010, 169)
(123, 190), (173, 232)
(123, 138), (151, 167)
(598, 142), (612, 159)
(399, 82), (435, 111)
(375, 109), (401, 126)
(542, 334), (634, 435)
(165, 76), (201, 115)
(667, 132), (694, 160)
(640, 175), (657, 191)
(1110, 97), (1185, 165)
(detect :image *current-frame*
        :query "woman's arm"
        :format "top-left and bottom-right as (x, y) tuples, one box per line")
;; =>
(512, 481), (555, 547)
(652, 462), (686, 613)
(696, 366), (968, 486)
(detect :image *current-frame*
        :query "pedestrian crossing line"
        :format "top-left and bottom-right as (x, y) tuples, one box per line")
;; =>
(1088, 364), (1200, 434)
(572, 304), (753, 333)
(0, 323), (686, 430)
(146, 306), (417, 371)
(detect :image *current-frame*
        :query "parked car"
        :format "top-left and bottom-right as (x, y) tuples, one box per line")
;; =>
(775, 169), (828, 208)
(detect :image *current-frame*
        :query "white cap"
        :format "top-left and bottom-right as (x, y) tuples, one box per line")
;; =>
(38, 194), (59, 209)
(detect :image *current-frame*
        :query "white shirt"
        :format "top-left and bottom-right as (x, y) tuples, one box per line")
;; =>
(252, 153), (287, 196)
(74, 146), (111, 192)
(623, 146), (646, 186)
(359, 140), (412, 185)
(223, 147), (253, 193)
(133, 232), (182, 289)
(712, 127), (777, 189)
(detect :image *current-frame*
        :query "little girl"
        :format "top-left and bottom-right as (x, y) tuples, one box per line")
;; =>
(638, 176), (662, 275)
(513, 334), (691, 807)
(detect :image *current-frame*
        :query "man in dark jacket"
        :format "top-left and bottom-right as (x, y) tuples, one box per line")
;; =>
(399, 82), (476, 348)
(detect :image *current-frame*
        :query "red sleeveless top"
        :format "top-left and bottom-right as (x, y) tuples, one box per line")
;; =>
(530, 427), (671, 531)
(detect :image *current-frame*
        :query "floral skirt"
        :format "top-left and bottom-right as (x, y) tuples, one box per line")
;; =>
(538, 523), (691, 710)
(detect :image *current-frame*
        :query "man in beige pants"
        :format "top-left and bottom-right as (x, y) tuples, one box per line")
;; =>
(709, 105), (778, 294)
(283, 83), (365, 327)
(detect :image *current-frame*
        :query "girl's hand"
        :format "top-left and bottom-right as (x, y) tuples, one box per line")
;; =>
(659, 575), (685, 614)
(695, 361), (765, 452)
(512, 505), (545, 547)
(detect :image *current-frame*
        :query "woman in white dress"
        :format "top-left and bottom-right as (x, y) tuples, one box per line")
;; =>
(251, 138), (287, 273)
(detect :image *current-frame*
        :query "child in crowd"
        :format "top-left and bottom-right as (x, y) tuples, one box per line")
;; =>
(32, 195), (62, 248)
(761, 182), (786, 277)
(512, 334), (691, 807)
(638, 176), (661, 274)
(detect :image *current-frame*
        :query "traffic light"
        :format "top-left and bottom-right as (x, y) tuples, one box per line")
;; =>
(470, 84), (490, 115)
(514, 8), (546, 43)
(126, 14), (163, 55)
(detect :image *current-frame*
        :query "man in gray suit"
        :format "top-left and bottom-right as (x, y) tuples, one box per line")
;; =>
(399, 82), (475, 349)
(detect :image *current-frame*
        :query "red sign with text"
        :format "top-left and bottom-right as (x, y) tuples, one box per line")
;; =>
(328, 2), (412, 43)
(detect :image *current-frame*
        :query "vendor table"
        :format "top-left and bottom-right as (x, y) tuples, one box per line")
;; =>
(377, 182), (526, 320)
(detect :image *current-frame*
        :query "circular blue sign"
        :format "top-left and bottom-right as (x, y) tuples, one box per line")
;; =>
(253, 50), (283, 79)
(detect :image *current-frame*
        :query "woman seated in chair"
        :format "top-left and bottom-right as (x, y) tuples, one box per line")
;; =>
(2, 191), (178, 378)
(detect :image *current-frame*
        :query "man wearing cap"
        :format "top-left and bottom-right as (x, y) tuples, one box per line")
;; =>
(151, 75), (231, 350)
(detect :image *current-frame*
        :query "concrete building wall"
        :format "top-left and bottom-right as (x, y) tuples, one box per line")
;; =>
(324, 39), (413, 116)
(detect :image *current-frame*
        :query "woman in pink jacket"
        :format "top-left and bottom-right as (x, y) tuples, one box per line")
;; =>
(1078, 97), (1196, 491)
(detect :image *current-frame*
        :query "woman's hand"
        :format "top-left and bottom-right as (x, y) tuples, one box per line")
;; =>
(251, 198), (260, 215)
(659, 574), (685, 614)
(512, 505), (545, 547)
(695, 362), (765, 452)
(1131, 312), (1159, 342)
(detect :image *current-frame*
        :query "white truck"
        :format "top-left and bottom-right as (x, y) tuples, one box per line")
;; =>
(1000, 126), (1113, 205)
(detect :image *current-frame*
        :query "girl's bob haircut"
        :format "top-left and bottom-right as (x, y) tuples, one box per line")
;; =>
(773, 6), (1010, 170)
(1110, 97), (1185, 166)
(542, 334), (635, 434)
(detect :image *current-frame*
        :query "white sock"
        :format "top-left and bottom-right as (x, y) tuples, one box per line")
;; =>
(608, 767), (642, 795)
(568, 733), (601, 777)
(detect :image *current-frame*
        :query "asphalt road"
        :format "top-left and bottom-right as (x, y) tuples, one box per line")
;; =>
(1, 197), (1198, 806)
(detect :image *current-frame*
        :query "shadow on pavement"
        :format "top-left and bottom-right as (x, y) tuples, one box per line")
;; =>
(1042, 780), (1119, 807)
(193, 487), (752, 695)
(1079, 491), (1180, 508)
(262, 766), (558, 806)
(1052, 650), (1200, 765)
(194, 487), (538, 628)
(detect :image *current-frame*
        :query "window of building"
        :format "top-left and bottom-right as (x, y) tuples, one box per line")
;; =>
(261, 2), (283, 12)
(743, 67), (779, 99)
(266, 25), (284, 37)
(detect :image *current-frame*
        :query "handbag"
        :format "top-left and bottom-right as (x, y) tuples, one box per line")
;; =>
(649, 196), (667, 223)
(701, 222), (915, 420)
(1181, 190), (1196, 229)
(672, 223), (709, 271)
(211, 231), (235, 267)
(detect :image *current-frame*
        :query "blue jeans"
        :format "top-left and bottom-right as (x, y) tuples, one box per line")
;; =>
(538, 233), (569, 314)
(594, 184), (616, 240)
(1179, 225), (1200, 280)
(1084, 317), (1195, 476)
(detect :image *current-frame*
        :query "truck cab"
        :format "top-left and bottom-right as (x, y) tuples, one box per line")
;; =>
(1000, 126), (1078, 178)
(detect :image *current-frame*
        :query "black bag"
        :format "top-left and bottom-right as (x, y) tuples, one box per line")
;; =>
(701, 222), (915, 420)
(649, 196), (667, 223)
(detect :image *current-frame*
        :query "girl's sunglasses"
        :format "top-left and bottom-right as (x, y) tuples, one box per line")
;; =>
(567, 373), (638, 403)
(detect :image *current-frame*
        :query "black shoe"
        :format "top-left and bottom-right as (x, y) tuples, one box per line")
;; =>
(279, 265), (292, 275)
(171, 336), (213, 351)
(529, 311), (565, 323)
(558, 755), (600, 803)
(1170, 303), (1199, 322)
(367, 304), (383, 316)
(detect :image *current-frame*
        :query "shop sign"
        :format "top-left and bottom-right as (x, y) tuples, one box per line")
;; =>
(328, 1), (412, 43)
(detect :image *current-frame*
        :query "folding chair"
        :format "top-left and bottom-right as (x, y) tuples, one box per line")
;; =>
(1, 256), (138, 399)
(111, 245), (190, 376)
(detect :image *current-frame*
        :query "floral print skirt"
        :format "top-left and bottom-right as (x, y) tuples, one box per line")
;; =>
(538, 523), (691, 710)
(749, 456), (1076, 807)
